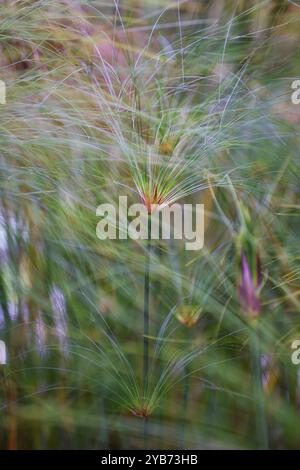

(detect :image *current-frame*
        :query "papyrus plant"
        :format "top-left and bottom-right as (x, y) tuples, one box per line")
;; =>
(236, 204), (268, 449)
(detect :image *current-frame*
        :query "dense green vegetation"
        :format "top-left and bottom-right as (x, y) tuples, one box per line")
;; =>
(0, 0), (300, 449)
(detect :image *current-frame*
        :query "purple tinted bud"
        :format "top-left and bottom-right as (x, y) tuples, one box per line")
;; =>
(239, 252), (261, 318)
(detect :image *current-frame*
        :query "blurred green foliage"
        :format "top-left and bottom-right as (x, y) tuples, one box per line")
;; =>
(0, 0), (300, 449)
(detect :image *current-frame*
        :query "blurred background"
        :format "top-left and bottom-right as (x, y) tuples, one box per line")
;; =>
(0, 0), (300, 449)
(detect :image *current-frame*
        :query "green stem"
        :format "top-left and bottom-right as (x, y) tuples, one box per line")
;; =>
(181, 328), (192, 449)
(250, 328), (269, 449)
(143, 216), (151, 399)
(143, 216), (151, 447)
(180, 365), (190, 449)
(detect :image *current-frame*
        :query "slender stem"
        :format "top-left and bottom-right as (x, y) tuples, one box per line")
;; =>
(250, 328), (269, 449)
(181, 328), (192, 449)
(180, 364), (190, 449)
(143, 216), (151, 399)
(143, 216), (151, 447)
(143, 417), (149, 450)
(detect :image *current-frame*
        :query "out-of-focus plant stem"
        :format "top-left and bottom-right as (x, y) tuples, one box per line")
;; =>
(181, 328), (192, 449)
(1, 366), (17, 449)
(143, 215), (152, 445)
(250, 327), (269, 450)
